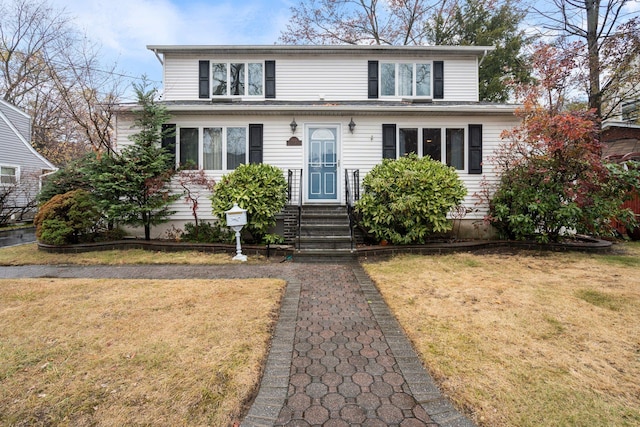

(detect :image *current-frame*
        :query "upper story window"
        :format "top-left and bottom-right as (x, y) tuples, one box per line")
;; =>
(211, 62), (263, 97)
(0, 165), (18, 184)
(381, 63), (431, 97)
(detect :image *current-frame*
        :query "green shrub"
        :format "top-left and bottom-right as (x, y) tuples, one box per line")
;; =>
(355, 154), (467, 244)
(211, 163), (288, 243)
(34, 189), (102, 245)
(180, 221), (233, 243)
(38, 155), (95, 205)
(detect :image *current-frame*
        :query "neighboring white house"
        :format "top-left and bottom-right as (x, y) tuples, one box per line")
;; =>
(116, 45), (520, 239)
(0, 99), (56, 223)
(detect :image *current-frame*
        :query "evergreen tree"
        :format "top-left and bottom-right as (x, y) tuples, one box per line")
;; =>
(426, 0), (532, 102)
(104, 79), (178, 240)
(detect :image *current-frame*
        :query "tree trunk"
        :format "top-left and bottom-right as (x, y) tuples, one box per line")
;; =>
(586, 0), (602, 119)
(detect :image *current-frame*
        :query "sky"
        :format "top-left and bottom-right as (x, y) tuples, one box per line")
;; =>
(48, 0), (294, 99)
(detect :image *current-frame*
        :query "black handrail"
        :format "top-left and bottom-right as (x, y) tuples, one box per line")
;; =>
(287, 169), (303, 250)
(345, 169), (360, 252)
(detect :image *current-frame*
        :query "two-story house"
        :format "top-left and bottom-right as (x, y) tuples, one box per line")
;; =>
(116, 45), (519, 240)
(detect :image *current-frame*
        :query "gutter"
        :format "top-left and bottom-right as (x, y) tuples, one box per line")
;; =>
(127, 103), (521, 117)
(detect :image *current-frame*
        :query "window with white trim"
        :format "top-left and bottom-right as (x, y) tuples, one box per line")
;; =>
(398, 127), (465, 170)
(0, 165), (18, 184)
(211, 62), (263, 96)
(381, 62), (432, 97)
(178, 126), (248, 170)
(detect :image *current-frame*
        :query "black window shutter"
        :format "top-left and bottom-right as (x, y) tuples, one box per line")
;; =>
(199, 60), (210, 98)
(368, 61), (379, 99)
(382, 124), (397, 159)
(434, 61), (444, 99)
(161, 124), (176, 168)
(249, 124), (263, 164)
(265, 60), (276, 98)
(468, 124), (482, 174)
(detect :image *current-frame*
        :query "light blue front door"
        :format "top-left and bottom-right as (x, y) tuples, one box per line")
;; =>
(308, 127), (338, 201)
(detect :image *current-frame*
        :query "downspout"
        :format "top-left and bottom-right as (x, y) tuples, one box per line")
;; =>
(478, 49), (489, 67)
(152, 49), (164, 66)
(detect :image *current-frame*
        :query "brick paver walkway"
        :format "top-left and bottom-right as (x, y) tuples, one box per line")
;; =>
(0, 262), (474, 427)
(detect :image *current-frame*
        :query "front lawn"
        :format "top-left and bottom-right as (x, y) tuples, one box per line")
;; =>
(364, 242), (640, 426)
(0, 278), (285, 426)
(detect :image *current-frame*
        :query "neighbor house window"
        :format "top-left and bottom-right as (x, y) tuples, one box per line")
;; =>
(0, 166), (18, 184)
(381, 63), (432, 97)
(178, 127), (248, 170)
(211, 62), (263, 97)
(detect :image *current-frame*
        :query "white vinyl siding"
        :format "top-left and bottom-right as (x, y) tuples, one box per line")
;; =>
(276, 58), (368, 101)
(442, 58), (479, 102)
(115, 112), (517, 224)
(160, 53), (481, 102)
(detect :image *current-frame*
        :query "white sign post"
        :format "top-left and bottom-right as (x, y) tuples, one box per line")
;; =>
(225, 203), (248, 262)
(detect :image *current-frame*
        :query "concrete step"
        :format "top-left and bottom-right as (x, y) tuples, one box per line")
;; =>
(300, 224), (351, 236)
(298, 235), (352, 250)
(292, 248), (357, 263)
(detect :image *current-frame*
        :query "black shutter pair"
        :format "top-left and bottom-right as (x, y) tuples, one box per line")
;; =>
(368, 61), (444, 99)
(382, 123), (482, 174)
(199, 60), (276, 98)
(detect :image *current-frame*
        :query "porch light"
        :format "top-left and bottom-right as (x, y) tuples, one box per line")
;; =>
(290, 118), (297, 134)
(348, 117), (356, 133)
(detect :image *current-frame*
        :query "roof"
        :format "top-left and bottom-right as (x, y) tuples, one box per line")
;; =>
(0, 99), (57, 171)
(118, 99), (519, 117)
(147, 44), (495, 58)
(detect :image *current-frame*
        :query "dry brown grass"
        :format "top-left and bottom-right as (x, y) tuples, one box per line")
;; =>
(0, 243), (258, 266)
(0, 278), (285, 426)
(364, 243), (640, 427)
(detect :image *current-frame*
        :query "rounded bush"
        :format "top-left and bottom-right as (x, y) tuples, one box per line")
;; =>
(211, 163), (288, 243)
(355, 154), (467, 244)
(34, 189), (102, 245)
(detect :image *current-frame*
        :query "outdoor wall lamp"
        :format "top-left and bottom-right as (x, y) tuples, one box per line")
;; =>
(290, 118), (297, 134)
(348, 117), (356, 133)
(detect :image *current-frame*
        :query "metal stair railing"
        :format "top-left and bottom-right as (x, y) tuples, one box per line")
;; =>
(344, 169), (360, 252)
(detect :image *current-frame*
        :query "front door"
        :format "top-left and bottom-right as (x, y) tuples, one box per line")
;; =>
(308, 126), (338, 201)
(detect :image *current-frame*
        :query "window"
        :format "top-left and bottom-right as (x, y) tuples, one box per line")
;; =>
(395, 127), (465, 170)
(179, 128), (199, 169)
(178, 127), (248, 170)
(226, 127), (247, 170)
(381, 63), (432, 97)
(422, 128), (441, 161)
(211, 62), (263, 97)
(446, 129), (465, 170)
(381, 63), (395, 96)
(399, 128), (418, 156)
(203, 128), (223, 170)
(0, 166), (18, 184)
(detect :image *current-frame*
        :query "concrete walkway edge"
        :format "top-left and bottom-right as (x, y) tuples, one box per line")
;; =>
(241, 265), (476, 427)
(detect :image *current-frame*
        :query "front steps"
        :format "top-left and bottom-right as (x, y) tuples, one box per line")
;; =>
(294, 205), (356, 262)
